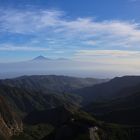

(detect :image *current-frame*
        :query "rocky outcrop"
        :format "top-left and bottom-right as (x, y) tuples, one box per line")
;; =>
(89, 127), (100, 140)
(0, 96), (23, 139)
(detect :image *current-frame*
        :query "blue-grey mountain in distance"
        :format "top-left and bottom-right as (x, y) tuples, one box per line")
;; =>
(0, 55), (137, 79)
(32, 55), (69, 61)
(32, 55), (51, 61)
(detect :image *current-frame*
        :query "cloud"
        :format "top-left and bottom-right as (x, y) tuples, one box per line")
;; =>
(62, 19), (140, 48)
(75, 50), (140, 58)
(1, 9), (140, 76)
(0, 8), (140, 52)
(0, 44), (49, 51)
(83, 40), (98, 46)
(74, 49), (140, 66)
(0, 9), (63, 34)
(129, 0), (139, 2)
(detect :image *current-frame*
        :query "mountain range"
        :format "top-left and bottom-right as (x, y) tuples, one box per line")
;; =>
(0, 75), (140, 139)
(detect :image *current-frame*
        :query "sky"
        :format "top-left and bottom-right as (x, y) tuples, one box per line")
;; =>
(0, 0), (140, 77)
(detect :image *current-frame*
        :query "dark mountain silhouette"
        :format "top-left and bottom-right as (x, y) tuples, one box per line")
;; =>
(75, 76), (140, 104)
(24, 106), (98, 140)
(24, 105), (79, 126)
(86, 86), (140, 125)
(24, 105), (130, 140)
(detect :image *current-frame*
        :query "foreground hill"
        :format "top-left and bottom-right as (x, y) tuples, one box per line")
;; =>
(13, 105), (131, 140)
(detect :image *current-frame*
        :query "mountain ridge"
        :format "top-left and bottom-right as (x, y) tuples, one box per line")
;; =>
(0, 75), (139, 139)
(74, 75), (140, 104)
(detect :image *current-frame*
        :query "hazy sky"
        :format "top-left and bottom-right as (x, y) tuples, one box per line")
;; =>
(0, 0), (140, 77)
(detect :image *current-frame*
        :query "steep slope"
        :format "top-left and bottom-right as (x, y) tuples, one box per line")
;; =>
(0, 96), (23, 139)
(75, 76), (140, 104)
